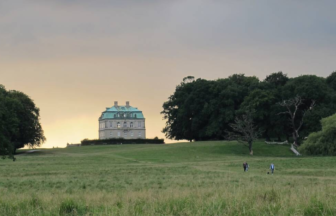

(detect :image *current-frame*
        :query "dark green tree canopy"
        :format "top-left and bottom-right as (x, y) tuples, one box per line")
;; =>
(0, 85), (46, 159)
(326, 71), (336, 91)
(162, 71), (336, 145)
(264, 71), (289, 87)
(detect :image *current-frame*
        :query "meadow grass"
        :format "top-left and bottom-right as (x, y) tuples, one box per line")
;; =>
(1, 141), (336, 215)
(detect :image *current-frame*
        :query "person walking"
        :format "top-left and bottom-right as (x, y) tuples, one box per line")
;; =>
(243, 162), (247, 172)
(270, 163), (275, 174)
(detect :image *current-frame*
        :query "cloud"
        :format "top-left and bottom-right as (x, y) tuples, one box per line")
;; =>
(1, 0), (336, 61)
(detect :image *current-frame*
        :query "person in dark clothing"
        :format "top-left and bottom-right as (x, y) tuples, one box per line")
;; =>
(243, 162), (247, 172)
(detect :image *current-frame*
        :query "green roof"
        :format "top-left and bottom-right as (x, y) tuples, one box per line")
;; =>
(99, 106), (145, 120)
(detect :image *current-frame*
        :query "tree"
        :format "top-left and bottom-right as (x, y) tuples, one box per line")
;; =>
(299, 113), (336, 155)
(226, 110), (262, 155)
(264, 71), (289, 87)
(278, 96), (315, 146)
(281, 75), (336, 139)
(326, 71), (336, 91)
(0, 85), (46, 159)
(161, 78), (213, 141)
(161, 75), (260, 141)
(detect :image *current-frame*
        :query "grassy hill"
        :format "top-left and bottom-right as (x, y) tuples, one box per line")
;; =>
(1, 141), (336, 215)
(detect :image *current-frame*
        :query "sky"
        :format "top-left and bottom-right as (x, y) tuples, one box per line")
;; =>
(0, 0), (335, 148)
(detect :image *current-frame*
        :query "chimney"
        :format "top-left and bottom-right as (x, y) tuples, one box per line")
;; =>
(126, 101), (130, 107)
(114, 101), (118, 107)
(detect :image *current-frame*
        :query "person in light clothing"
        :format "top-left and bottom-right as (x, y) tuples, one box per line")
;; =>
(270, 163), (275, 174)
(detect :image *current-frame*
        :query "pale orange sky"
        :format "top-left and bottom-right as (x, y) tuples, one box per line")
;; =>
(1, 1), (335, 148)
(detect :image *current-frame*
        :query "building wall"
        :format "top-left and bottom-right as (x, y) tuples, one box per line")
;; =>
(99, 119), (146, 139)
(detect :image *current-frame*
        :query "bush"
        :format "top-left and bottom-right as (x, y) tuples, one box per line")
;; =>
(299, 113), (336, 155)
(59, 199), (88, 215)
(81, 138), (164, 145)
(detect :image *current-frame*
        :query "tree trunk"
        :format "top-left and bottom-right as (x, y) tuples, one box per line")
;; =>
(249, 141), (253, 155)
(292, 133), (298, 146)
(277, 135), (281, 142)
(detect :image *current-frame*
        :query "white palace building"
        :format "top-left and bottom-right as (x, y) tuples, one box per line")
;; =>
(98, 101), (146, 139)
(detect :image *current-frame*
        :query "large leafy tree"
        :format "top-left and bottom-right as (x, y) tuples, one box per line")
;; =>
(281, 75), (336, 140)
(161, 78), (213, 141)
(326, 71), (336, 91)
(0, 85), (45, 159)
(162, 72), (336, 146)
(162, 75), (260, 141)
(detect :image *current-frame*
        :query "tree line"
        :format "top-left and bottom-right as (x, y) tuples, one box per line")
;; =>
(161, 72), (336, 145)
(0, 85), (45, 160)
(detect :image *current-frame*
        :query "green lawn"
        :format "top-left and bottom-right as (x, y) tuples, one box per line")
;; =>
(1, 141), (336, 215)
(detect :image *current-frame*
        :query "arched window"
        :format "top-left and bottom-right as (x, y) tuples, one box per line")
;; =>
(117, 122), (120, 128)
(134, 114), (137, 118)
(117, 113), (120, 118)
(124, 113), (127, 118)
(123, 122), (127, 128)
(130, 122), (133, 128)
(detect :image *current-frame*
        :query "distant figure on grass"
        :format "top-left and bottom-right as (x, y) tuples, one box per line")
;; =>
(246, 162), (249, 171)
(243, 162), (247, 172)
(270, 163), (275, 174)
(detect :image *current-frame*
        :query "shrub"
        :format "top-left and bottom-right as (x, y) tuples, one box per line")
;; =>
(59, 199), (80, 215)
(81, 138), (164, 145)
(300, 113), (336, 155)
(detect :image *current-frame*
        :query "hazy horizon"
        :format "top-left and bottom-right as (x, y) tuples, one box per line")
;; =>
(1, 0), (335, 148)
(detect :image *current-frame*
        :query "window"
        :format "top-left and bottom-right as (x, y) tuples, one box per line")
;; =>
(110, 132), (113, 137)
(124, 132), (128, 137)
(134, 114), (137, 118)
(124, 113), (127, 118)
(130, 122), (133, 128)
(118, 132), (120, 137)
(138, 132), (141, 137)
(138, 122), (141, 128)
(123, 122), (127, 128)
(117, 122), (120, 128)
(118, 113), (120, 117)
(131, 132), (133, 137)
(105, 122), (107, 128)
(114, 114), (116, 118)
(110, 121), (112, 127)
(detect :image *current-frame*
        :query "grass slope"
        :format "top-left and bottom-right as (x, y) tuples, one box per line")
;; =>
(0, 141), (335, 215)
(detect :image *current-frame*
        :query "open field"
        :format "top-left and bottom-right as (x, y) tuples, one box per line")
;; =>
(1, 141), (336, 215)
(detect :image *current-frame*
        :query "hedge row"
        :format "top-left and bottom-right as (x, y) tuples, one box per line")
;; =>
(81, 138), (165, 145)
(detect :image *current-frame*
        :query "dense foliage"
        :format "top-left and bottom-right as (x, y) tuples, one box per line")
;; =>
(81, 138), (164, 145)
(0, 85), (45, 159)
(299, 113), (336, 155)
(162, 72), (336, 143)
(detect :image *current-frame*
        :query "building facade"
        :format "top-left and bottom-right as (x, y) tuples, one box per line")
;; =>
(98, 101), (146, 139)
